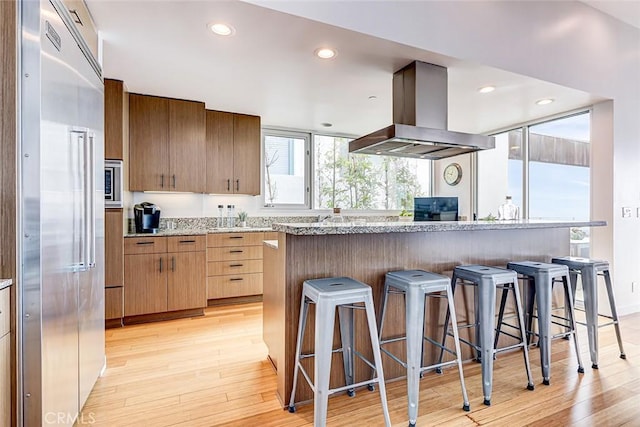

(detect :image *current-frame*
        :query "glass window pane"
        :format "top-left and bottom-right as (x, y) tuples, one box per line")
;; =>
(528, 112), (591, 260)
(477, 129), (523, 219)
(264, 134), (307, 206)
(313, 135), (430, 210)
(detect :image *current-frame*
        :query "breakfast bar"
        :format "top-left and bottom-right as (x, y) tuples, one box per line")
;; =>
(262, 220), (605, 406)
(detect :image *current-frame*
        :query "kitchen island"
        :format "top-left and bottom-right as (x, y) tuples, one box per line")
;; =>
(262, 220), (605, 406)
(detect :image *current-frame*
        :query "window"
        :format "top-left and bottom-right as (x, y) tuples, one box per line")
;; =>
(313, 135), (431, 210)
(476, 111), (591, 256)
(263, 130), (309, 207)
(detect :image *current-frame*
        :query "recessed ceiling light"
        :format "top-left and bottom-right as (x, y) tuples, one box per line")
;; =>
(209, 23), (235, 36)
(536, 98), (554, 105)
(375, 151), (382, 155)
(321, 122), (332, 128)
(315, 48), (337, 59)
(478, 85), (496, 94)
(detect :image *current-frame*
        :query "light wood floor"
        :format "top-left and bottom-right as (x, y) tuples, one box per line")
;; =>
(79, 304), (640, 426)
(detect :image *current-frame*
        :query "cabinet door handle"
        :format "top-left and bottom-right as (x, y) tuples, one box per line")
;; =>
(161, 174), (164, 188)
(229, 264), (243, 268)
(172, 175), (176, 188)
(230, 278), (243, 282)
(69, 9), (83, 25)
(171, 256), (176, 272)
(136, 241), (154, 245)
(159, 257), (163, 273)
(179, 239), (196, 244)
(235, 179), (240, 191)
(227, 179), (230, 191)
(229, 236), (243, 239)
(229, 250), (243, 253)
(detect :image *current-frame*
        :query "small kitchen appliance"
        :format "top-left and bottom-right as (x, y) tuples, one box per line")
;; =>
(134, 202), (161, 233)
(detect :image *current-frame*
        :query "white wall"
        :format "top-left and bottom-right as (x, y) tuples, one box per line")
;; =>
(254, 0), (640, 315)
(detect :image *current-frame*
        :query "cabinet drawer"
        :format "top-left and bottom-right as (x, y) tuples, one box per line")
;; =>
(167, 235), (206, 252)
(207, 273), (262, 299)
(207, 232), (264, 247)
(207, 259), (262, 276)
(207, 245), (262, 262)
(0, 287), (9, 337)
(125, 237), (167, 255)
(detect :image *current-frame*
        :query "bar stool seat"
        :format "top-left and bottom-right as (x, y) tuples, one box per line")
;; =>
(504, 261), (584, 384)
(551, 256), (626, 369)
(378, 270), (470, 426)
(288, 277), (391, 427)
(439, 265), (534, 406)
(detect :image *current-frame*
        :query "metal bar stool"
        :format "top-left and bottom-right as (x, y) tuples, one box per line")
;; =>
(288, 277), (391, 427)
(377, 270), (470, 427)
(500, 261), (584, 384)
(551, 256), (626, 368)
(438, 265), (534, 406)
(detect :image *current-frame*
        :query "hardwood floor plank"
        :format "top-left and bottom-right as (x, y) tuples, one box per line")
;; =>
(78, 307), (640, 426)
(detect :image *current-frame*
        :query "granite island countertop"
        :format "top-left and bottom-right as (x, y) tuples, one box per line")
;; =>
(0, 278), (13, 290)
(125, 227), (273, 238)
(271, 220), (606, 236)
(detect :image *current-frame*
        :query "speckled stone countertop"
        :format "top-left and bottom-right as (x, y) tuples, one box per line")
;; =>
(0, 278), (12, 290)
(125, 227), (273, 238)
(271, 220), (606, 236)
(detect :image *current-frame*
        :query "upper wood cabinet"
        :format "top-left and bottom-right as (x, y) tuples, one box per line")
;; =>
(206, 110), (261, 195)
(129, 94), (205, 192)
(104, 79), (127, 159)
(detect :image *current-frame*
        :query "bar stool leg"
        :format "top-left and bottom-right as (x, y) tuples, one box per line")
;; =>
(378, 280), (391, 337)
(313, 300), (337, 427)
(525, 278), (536, 345)
(512, 281), (535, 391)
(445, 286), (470, 412)
(535, 277), (552, 385)
(363, 294), (392, 427)
(603, 270), (626, 359)
(288, 296), (310, 412)
(338, 305), (356, 397)
(477, 280), (497, 405)
(405, 285), (425, 426)
(436, 274), (456, 369)
(562, 276), (584, 373)
(494, 288), (510, 351)
(581, 267), (600, 368)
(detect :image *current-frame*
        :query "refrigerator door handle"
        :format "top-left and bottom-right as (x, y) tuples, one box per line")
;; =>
(86, 132), (96, 269)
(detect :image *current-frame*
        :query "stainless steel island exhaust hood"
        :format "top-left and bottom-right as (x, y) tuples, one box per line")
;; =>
(349, 61), (495, 159)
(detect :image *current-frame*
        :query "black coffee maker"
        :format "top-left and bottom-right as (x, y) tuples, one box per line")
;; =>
(134, 202), (161, 234)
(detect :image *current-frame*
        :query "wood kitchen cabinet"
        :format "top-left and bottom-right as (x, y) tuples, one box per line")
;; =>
(206, 232), (264, 300)
(129, 94), (205, 192)
(206, 110), (261, 195)
(124, 236), (206, 319)
(104, 79), (127, 159)
(105, 209), (125, 326)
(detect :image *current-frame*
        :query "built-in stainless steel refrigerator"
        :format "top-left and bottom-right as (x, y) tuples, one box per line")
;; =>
(20, 0), (105, 425)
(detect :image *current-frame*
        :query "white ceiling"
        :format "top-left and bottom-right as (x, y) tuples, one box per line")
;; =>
(88, 0), (605, 137)
(583, 1), (640, 30)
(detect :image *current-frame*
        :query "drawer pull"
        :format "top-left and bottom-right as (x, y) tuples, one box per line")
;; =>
(230, 264), (243, 268)
(179, 239), (196, 243)
(136, 241), (154, 245)
(229, 250), (244, 253)
(230, 278), (243, 282)
(229, 236), (244, 239)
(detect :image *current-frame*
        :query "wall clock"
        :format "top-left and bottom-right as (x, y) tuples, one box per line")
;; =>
(443, 162), (462, 186)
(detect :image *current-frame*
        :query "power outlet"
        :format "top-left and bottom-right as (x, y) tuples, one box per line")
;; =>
(622, 207), (632, 218)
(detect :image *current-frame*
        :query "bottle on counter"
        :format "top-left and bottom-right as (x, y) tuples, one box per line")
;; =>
(498, 196), (519, 220)
(330, 207), (345, 223)
(218, 204), (225, 228)
(227, 204), (236, 228)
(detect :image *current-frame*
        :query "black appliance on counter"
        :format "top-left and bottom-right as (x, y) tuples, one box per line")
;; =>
(134, 202), (161, 233)
(414, 197), (459, 221)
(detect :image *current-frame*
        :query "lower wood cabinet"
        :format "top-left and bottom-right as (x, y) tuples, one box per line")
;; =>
(124, 235), (206, 317)
(206, 232), (264, 300)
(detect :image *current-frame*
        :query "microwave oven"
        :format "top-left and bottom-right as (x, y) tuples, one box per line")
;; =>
(105, 159), (123, 208)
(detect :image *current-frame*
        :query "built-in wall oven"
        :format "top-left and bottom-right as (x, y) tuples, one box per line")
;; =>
(105, 159), (123, 208)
